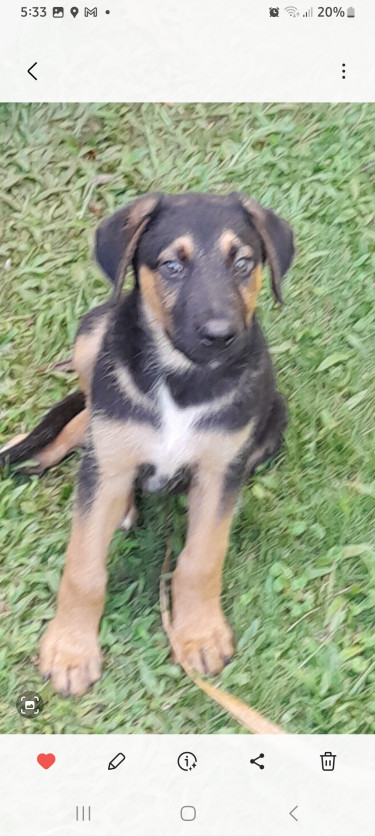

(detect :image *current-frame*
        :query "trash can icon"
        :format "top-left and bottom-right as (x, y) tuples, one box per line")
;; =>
(320, 751), (336, 771)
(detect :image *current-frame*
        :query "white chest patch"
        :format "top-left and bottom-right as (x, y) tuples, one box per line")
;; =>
(144, 384), (203, 488)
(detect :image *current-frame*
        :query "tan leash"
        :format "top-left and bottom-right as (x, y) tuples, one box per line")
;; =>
(160, 546), (286, 735)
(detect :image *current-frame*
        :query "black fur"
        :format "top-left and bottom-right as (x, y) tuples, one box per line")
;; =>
(222, 391), (288, 503)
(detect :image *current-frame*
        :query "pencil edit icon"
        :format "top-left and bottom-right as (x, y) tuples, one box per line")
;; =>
(108, 752), (126, 770)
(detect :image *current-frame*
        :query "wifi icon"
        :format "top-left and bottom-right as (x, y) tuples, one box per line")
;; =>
(285, 5), (300, 15)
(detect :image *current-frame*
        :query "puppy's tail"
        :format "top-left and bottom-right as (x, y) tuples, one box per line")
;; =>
(0, 390), (86, 469)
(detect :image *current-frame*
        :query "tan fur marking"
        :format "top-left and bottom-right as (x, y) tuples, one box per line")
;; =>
(115, 364), (155, 410)
(36, 409), (88, 470)
(139, 265), (172, 331)
(128, 193), (161, 230)
(0, 433), (28, 452)
(170, 474), (237, 675)
(91, 417), (154, 473)
(219, 229), (243, 257)
(91, 413), (250, 484)
(158, 234), (194, 262)
(240, 264), (263, 325)
(39, 470), (136, 696)
(139, 306), (193, 372)
(73, 312), (109, 394)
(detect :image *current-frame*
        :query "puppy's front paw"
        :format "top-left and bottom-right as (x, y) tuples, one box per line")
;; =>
(171, 612), (234, 676)
(39, 619), (102, 697)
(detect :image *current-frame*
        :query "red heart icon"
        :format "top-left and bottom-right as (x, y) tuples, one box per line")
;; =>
(37, 753), (56, 770)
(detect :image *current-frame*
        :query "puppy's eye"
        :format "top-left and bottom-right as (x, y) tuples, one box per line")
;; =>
(160, 260), (184, 277)
(234, 257), (254, 277)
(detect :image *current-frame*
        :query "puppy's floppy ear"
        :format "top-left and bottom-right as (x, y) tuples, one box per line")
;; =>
(235, 193), (295, 303)
(95, 192), (163, 303)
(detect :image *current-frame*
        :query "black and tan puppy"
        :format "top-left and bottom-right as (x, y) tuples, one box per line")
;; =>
(1, 192), (294, 696)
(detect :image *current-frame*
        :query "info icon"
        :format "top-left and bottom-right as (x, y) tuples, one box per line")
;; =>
(53, 6), (64, 16)
(16, 690), (44, 718)
(178, 752), (197, 772)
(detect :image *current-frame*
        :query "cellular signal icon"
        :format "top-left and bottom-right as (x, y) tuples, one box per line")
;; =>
(285, 6), (300, 16)
(303, 6), (313, 15)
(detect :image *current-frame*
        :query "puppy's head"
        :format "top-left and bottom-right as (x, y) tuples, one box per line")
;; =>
(95, 192), (295, 365)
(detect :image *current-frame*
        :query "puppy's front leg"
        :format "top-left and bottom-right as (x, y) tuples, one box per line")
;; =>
(39, 459), (135, 696)
(171, 473), (238, 676)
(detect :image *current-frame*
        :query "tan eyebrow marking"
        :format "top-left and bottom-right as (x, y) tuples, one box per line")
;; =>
(239, 264), (263, 325)
(158, 234), (194, 263)
(139, 265), (178, 336)
(219, 230), (254, 259)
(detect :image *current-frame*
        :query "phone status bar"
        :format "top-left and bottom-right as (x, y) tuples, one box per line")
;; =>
(20, 6), (111, 17)
(268, 5), (355, 17)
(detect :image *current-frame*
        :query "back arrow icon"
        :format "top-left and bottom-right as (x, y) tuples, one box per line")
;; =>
(289, 805), (299, 821)
(28, 62), (38, 80)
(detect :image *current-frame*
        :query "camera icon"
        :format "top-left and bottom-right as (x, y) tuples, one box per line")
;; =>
(269, 7), (280, 16)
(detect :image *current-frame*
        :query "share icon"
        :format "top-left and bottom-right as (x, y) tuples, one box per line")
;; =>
(250, 753), (265, 769)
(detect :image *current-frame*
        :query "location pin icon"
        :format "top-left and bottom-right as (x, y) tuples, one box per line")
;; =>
(70, 6), (79, 16)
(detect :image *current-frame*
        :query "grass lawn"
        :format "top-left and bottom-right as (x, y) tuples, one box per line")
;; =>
(0, 102), (375, 734)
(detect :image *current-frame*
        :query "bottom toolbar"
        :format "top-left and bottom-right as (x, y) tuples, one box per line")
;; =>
(1, 735), (374, 835)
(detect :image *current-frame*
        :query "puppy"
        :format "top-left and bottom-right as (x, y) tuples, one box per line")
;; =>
(1, 192), (295, 696)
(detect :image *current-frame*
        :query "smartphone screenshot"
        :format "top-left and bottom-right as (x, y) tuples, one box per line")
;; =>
(1, 1), (374, 833)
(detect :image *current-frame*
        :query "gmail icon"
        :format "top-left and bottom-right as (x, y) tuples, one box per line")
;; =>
(84, 6), (97, 15)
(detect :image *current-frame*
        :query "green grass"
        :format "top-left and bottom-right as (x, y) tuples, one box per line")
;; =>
(1, 102), (375, 734)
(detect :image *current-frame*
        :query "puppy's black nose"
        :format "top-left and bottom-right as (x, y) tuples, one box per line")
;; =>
(199, 318), (236, 348)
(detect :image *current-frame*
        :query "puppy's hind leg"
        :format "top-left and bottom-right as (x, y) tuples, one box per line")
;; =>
(0, 391), (86, 471)
(35, 408), (88, 470)
(0, 433), (28, 451)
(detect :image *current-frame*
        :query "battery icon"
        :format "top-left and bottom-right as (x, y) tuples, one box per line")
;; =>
(347, 7), (355, 16)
